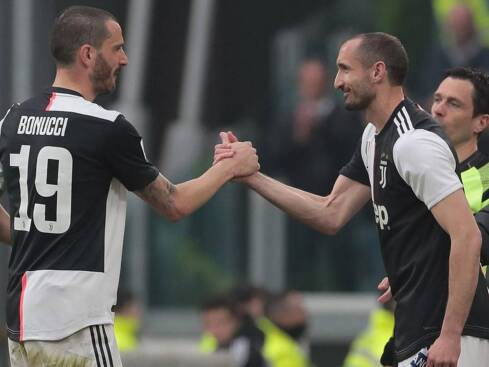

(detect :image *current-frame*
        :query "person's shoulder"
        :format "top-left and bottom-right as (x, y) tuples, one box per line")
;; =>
(401, 100), (449, 142)
(402, 99), (434, 127)
(0, 103), (20, 133)
(70, 98), (122, 123)
(48, 91), (123, 123)
(393, 128), (455, 168)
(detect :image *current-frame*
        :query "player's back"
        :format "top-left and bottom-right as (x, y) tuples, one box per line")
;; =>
(0, 87), (158, 342)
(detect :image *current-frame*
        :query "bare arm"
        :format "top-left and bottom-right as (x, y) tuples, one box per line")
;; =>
(242, 173), (371, 235)
(136, 165), (230, 221)
(215, 131), (370, 234)
(137, 142), (259, 221)
(0, 205), (10, 245)
(428, 189), (482, 365)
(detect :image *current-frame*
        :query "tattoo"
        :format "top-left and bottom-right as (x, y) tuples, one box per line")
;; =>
(137, 174), (177, 214)
(162, 178), (177, 211)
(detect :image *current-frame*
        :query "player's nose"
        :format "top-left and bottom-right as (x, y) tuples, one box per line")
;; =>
(333, 73), (343, 90)
(431, 101), (445, 117)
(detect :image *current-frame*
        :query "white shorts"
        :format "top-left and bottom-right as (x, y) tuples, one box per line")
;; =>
(8, 324), (122, 367)
(398, 336), (489, 367)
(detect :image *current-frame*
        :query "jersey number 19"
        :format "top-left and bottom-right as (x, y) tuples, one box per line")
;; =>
(10, 145), (72, 234)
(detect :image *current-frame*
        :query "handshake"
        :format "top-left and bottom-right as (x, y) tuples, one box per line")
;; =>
(213, 131), (260, 179)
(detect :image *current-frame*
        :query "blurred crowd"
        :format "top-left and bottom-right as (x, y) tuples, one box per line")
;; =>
(199, 285), (313, 367)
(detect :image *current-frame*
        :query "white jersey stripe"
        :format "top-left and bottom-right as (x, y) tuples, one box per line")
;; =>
(393, 117), (404, 136)
(90, 326), (102, 367)
(402, 107), (414, 130)
(48, 93), (121, 122)
(396, 111), (409, 133)
(102, 326), (115, 367)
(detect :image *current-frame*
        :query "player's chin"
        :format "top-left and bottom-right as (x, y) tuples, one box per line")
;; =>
(107, 79), (117, 93)
(343, 99), (356, 110)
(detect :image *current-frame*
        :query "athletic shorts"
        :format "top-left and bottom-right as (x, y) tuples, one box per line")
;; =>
(398, 335), (489, 367)
(8, 324), (122, 367)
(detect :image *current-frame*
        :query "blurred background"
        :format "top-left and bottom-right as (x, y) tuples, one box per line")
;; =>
(0, 0), (489, 366)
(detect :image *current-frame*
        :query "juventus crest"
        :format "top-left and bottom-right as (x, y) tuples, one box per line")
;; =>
(379, 160), (388, 189)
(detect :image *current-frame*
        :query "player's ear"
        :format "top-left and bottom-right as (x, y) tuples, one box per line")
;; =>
(475, 114), (489, 134)
(371, 61), (387, 84)
(79, 44), (96, 68)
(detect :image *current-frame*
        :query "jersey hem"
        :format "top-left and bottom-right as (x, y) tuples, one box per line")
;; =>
(7, 314), (114, 342)
(394, 326), (489, 361)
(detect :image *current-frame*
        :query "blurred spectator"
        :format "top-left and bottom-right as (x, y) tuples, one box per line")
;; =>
(200, 294), (267, 367)
(258, 290), (313, 367)
(229, 285), (268, 319)
(113, 290), (141, 352)
(268, 59), (373, 292)
(420, 3), (489, 103)
(342, 299), (395, 367)
(271, 59), (363, 195)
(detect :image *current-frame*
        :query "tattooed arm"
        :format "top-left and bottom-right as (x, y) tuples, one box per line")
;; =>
(136, 142), (259, 221)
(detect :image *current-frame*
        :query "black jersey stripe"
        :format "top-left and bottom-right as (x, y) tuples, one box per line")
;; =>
(95, 326), (108, 367)
(394, 110), (414, 137)
(393, 117), (405, 136)
(90, 326), (102, 367)
(401, 106), (414, 130)
(102, 325), (115, 367)
(396, 111), (409, 133)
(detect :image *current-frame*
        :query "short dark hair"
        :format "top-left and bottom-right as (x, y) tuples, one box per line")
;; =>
(50, 6), (117, 66)
(201, 294), (239, 317)
(229, 285), (268, 304)
(350, 32), (409, 86)
(443, 67), (489, 117)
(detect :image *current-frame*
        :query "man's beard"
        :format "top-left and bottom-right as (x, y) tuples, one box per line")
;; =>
(90, 53), (117, 96)
(344, 90), (375, 111)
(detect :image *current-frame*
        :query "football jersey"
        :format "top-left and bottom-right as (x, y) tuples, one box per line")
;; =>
(340, 99), (489, 361)
(0, 87), (159, 341)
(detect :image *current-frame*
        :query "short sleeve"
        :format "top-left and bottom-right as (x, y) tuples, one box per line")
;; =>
(393, 129), (462, 209)
(339, 138), (370, 186)
(105, 116), (159, 191)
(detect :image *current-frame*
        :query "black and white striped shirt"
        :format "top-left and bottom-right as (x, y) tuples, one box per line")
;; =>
(340, 99), (489, 361)
(0, 87), (159, 342)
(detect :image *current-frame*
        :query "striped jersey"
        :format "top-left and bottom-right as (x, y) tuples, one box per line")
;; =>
(340, 99), (489, 361)
(0, 87), (159, 342)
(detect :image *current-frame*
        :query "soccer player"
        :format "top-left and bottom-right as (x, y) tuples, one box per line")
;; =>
(0, 6), (259, 367)
(215, 33), (489, 366)
(378, 66), (489, 366)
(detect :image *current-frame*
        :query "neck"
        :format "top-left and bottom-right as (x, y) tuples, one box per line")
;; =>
(365, 86), (405, 132)
(456, 139), (478, 163)
(52, 67), (96, 101)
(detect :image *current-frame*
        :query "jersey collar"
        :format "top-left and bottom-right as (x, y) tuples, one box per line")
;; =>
(47, 87), (84, 98)
(459, 150), (488, 171)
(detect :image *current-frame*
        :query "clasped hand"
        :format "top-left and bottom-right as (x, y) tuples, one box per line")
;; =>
(214, 131), (260, 178)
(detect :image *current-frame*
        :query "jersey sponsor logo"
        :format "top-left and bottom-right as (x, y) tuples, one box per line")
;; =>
(17, 115), (68, 137)
(373, 203), (389, 230)
(379, 160), (388, 188)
